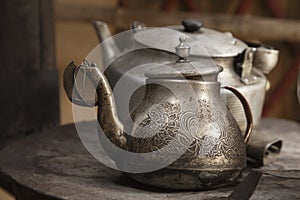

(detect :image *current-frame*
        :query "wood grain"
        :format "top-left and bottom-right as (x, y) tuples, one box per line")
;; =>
(0, 0), (59, 141)
(54, 3), (300, 42)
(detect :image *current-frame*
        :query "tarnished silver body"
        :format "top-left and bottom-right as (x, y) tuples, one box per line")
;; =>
(128, 80), (250, 189)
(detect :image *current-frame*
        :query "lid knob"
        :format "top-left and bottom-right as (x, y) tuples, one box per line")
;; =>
(182, 19), (202, 32)
(175, 36), (190, 62)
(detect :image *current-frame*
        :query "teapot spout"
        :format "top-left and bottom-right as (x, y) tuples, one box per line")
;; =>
(245, 41), (279, 74)
(92, 21), (121, 65)
(63, 60), (127, 150)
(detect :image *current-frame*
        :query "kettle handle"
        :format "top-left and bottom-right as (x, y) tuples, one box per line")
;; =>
(223, 86), (253, 144)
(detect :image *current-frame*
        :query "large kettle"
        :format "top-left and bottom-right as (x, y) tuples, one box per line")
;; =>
(90, 19), (279, 132)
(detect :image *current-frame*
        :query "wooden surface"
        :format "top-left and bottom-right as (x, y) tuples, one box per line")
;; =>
(0, 118), (299, 200)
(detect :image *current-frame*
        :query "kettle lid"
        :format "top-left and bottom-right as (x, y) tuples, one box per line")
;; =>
(134, 19), (247, 58)
(145, 36), (223, 81)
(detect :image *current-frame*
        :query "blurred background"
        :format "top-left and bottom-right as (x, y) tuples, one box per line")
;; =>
(0, 0), (299, 199)
(55, 0), (300, 124)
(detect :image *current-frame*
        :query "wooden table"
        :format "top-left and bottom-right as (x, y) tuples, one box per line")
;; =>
(0, 118), (299, 200)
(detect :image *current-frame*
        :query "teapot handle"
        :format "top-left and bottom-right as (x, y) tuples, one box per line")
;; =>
(223, 86), (253, 144)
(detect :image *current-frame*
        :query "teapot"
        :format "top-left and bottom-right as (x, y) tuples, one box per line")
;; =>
(63, 37), (253, 189)
(90, 19), (278, 132)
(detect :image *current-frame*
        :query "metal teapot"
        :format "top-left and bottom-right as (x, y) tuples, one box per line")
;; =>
(63, 37), (253, 189)
(91, 19), (278, 132)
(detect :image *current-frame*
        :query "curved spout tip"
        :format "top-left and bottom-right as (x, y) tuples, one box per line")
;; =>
(92, 20), (121, 65)
(63, 61), (99, 106)
(92, 20), (112, 43)
(63, 61), (77, 102)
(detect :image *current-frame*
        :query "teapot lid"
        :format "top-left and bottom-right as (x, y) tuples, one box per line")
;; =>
(145, 36), (223, 81)
(134, 19), (247, 58)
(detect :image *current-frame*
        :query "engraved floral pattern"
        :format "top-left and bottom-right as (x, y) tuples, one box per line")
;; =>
(131, 102), (245, 161)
